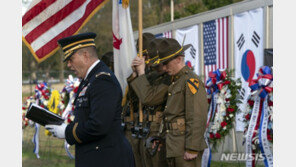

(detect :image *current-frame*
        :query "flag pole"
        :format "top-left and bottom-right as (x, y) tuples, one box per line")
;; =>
(171, 0), (175, 39)
(138, 0), (143, 58)
(138, 0), (144, 129)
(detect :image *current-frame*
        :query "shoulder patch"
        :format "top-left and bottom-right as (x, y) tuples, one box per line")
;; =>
(95, 72), (111, 78)
(187, 78), (199, 94)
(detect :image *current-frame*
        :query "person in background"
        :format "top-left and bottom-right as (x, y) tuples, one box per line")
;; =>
(101, 51), (114, 72)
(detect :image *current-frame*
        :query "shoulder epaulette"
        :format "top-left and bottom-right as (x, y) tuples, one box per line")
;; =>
(95, 72), (111, 78)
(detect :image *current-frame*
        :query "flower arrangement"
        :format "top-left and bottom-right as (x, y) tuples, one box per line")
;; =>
(59, 75), (80, 123)
(22, 96), (35, 129)
(242, 66), (273, 153)
(22, 82), (50, 128)
(242, 66), (273, 167)
(34, 82), (51, 107)
(205, 69), (242, 148)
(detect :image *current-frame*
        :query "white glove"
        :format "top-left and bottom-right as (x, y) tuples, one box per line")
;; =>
(45, 123), (67, 139)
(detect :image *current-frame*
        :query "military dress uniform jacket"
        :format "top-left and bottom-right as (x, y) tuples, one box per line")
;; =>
(131, 66), (208, 158)
(65, 61), (134, 167)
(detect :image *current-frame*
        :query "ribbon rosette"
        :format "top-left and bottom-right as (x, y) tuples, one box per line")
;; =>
(64, 75), (80, 93)
(206, 69), (230, 95)
(35, 82), (50, 100)
(249, 66), (273, 98)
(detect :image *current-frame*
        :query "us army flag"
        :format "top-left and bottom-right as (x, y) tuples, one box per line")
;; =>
(234, 8), (264, 131)
(176, 25), (200, 75)
(112, 0), (137, 93)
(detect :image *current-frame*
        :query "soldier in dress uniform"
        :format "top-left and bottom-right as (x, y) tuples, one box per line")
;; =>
(45, 32), (135, 167)
(131, 38), (208, 167)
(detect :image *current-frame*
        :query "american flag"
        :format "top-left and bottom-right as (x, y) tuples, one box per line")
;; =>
(155, 30), (172, 38)
(22, 0), (109, 63)
(203, 17), (229, 82)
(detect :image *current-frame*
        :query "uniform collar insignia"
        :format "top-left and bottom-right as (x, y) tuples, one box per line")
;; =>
(172, 66), (189, 81)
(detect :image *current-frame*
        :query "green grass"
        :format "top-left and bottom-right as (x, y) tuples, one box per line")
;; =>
(22, 126), (265, 167)
(22, 126), (75, 167)
(211, 161), (264, 167)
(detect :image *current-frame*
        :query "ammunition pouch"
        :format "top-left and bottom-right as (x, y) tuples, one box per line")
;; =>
(165, 118), (185, 135)
(148, 111), (163, 123)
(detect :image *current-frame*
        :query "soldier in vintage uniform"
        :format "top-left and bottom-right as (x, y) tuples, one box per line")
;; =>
(122, 32), (156, 167)
(137, 38), (170, 167)
(45, 32), (135, 167)
(131, 38), (208, 167)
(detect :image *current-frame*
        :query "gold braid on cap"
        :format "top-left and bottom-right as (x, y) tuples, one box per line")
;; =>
(62, 39), (95, 50)
(153, 47), (183, 65)
(138, 49), (147, 55)
(64, 43), (96, 60)
(145, 55), (159, 64)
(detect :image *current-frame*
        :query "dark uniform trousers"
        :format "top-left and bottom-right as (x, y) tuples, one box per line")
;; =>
(65, 62), (135, 167)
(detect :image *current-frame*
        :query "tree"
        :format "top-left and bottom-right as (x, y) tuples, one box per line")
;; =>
(202, 0), (242, 10)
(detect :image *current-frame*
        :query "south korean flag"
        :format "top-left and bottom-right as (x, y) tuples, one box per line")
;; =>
(234, 8), (264, 132)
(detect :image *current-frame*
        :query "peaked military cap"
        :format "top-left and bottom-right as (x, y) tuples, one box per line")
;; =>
(58, 32), (97, 62)
(153, 38), (191, 65)
(136, 32), (155, 54)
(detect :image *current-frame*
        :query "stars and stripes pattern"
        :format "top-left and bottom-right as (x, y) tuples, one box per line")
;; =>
(155, 30), (172, 38)
(203, 17), (229, 82)
(22, 0), (109, 63)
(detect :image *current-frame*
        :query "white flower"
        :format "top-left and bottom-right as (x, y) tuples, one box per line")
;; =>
(70, 115), (75, 121)
(225, 89), (231, 98)
(229, 114), (234, 118)
(220, 105), (226, 114)
(211, 122), (220, 131)
(223, 126), (227, 130)
(220, 87), (226, 94)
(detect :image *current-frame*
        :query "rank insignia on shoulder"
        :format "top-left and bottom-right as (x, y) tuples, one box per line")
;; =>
(96, 72), (111, 78)
(187, 78), (199, 95)
(79, 86), (88, 97)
